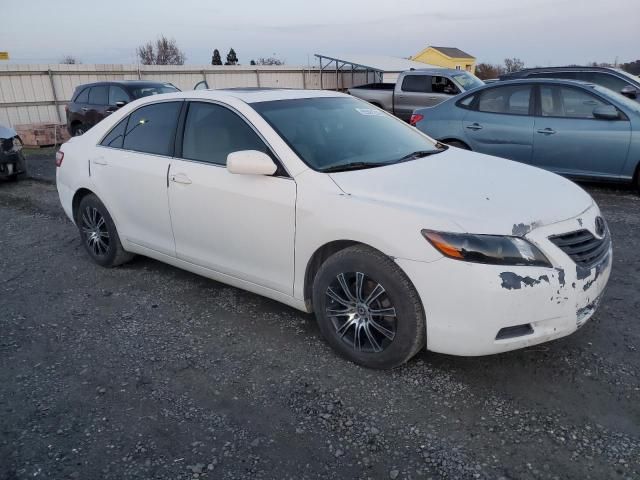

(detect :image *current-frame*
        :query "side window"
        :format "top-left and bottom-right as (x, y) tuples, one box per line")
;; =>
(576, 72), (629, 93)
(88, 86), (108, 105)
(457, 94), (475, 109)
(123, 101), (182, 156)
(401, 75), (430, 93)
(108, 86), (129, 105)
(554, 87), (608, 119)
(477, 85), (531, 115)
(75, 88), (89, 103)
(100, 117), (128, 149)
(432, 76), (459, 95)
(181, 102), (270, 166)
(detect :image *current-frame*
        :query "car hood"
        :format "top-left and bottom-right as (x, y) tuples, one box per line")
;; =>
(328, 148), (593, 236)
(0, 125), (18, 139)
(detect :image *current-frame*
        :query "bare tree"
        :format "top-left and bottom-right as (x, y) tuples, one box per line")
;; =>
(60, 55), (80, 64)
(475, 62), (503, 80)
(137, 35), (186, 65)
(256, 56), (285, 66)
(503, 57), (525, 74)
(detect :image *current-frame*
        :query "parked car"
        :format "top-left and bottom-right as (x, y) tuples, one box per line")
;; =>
(0, 124), (26, 181)
(412, 79), (640, 190)
(56, 89), (611, 368)
(66, 81), (180, 136)
(500, 66), (640, 102)
(348, 69), (484, 121)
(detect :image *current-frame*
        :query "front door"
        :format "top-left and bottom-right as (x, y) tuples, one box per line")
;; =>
(462, 84), (535, 163)
(531, 85), (631, 178)
(168, 101), (296, 294)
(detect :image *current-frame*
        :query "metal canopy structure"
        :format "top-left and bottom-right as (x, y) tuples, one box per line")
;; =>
(314, 53), (440, 90)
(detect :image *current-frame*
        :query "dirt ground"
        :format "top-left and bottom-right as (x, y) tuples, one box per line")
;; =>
(0, 151), (638, 479)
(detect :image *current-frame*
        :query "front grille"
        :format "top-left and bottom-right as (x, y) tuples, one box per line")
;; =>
(549, 228), (610, 269)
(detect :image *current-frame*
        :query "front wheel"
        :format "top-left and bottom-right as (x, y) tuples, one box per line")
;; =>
(77, 194), (134, 267)
(312, 245), (426, 369)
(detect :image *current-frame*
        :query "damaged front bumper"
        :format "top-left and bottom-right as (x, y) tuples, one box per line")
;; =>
(395, 204), (612, 356)
(0, 136), (27, 178)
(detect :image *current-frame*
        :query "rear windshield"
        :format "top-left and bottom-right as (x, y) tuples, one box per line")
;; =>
(129, 84), (179, 99)
(451, 72), (484, 91)
(253, 96), (440, 172)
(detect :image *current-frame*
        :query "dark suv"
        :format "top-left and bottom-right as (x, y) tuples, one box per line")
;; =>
(500, 66), (640, 102)
(66, 81), (180, 136)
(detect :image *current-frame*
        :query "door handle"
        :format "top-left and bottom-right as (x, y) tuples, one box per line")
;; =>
(537, 128), (556, 135)
(170, 173), (192, 185)
(91, 157), (107, 166)
(466, 123), (483, 131)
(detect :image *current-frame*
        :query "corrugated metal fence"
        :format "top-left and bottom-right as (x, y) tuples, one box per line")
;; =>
(0, 64), (372, 128)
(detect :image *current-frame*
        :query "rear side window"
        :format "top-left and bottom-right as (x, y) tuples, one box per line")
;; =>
(88, 86), (108, 105)
(401, 75), (430, 93)
(181, 102), (269, 166)
(457, 94), (475, 109)
(122, 102), (182, 156)
(75, 88), (89, 103)
(477, 85), (531, 115)
(100, 117), (128, 149)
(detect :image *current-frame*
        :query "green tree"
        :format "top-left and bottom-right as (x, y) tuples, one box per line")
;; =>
(211, 49), (222, 65)
(225, 48), (238, 66)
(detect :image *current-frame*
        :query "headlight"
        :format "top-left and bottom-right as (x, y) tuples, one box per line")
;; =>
(422, 229), (551, 267)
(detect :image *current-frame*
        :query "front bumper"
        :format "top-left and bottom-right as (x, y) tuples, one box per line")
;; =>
(397, 206), (612, 356)
(0, 150), (26, 178)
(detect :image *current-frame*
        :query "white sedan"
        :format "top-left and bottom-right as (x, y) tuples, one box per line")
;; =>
(56, 88), (611, 369)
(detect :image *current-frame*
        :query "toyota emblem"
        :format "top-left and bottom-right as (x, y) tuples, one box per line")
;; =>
(595, 216), (606, 237)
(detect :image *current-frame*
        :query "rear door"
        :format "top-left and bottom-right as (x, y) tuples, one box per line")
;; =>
(394, 74), (435, 121)
(531, 84), (631, 178)
(461, 84), (535, 163)
(92, 101), (182, 256)
(86, 85), (110, 128)
(168, 101), (296, 294)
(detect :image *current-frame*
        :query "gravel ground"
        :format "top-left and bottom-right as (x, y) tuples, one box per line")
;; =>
(0, 152), (638, 479)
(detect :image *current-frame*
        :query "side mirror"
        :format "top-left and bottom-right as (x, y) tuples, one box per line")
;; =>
(227, 150), (277, 176)
(592, 105), (619, 120)
(115, 101), (127, 108)
(620, 85), (638, 99)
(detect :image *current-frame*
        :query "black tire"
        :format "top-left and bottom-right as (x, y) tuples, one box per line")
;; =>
(72, 123), (87, 136)
(77, 194), (134, 267)
(312, 245), (426, 369)
(446, 140), (470, 150)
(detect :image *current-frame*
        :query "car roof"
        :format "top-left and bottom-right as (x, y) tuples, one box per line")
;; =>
(150, 88), (347, 104)
(482, 78), (597, 88)
(404, 68), (468, 75)
(502, 66), (622, 78)
(75, 80), (175, 89)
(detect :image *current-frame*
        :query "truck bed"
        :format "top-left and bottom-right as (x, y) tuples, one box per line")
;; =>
(349, 83), (395, 90)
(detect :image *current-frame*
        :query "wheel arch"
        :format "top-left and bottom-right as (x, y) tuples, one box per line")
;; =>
(71, 187), (95, 223)
(440, 138), (471, 149)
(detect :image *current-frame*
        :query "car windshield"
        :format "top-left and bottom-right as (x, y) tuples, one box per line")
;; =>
(612, 68), (640, 85)
(252, 97), (442, 172)
(451, 72), (484, 90)
(129, 84), (179, 99)
(592, 85), (640, 114)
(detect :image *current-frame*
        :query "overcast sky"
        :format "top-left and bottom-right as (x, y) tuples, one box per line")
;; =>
(2, 0), (638, 67)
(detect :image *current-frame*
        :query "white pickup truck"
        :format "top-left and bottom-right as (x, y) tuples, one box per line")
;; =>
(348, 68), (484, 121)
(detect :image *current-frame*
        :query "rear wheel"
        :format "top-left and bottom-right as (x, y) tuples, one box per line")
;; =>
(72, 123), (87, 136)
(312, 245), (426, 369)
(77, 194), (134, 267)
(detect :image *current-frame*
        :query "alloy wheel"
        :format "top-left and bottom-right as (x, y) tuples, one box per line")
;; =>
(325, 272), (397, 353)
(81, 206), (110, 256)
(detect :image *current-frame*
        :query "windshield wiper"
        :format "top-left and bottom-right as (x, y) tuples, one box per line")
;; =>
(396, 147), (446, 162)
(321, 162), (387, 173)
